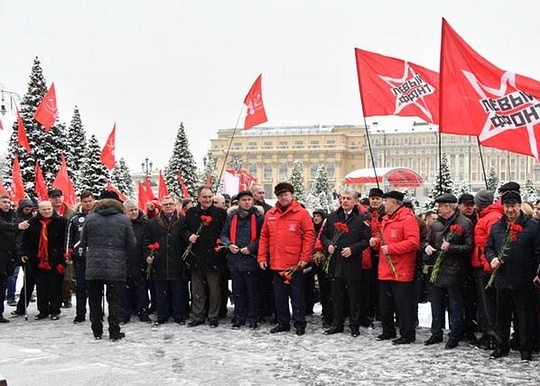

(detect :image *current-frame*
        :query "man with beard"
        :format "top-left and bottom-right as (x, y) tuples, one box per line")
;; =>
(20, 201), (68, 321)
(321, 188), (370, 337)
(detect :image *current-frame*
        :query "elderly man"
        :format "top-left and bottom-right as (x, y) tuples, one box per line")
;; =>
(321, 188), (370, 337)
(258, 182), (315, 336)
(487, 189), (540, 361)
(423, 193), (473, 349)
(370, 191), (420, 344)
(21, 201), (68, 320)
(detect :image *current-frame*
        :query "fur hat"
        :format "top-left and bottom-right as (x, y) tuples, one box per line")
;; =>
(501, 190), (522, 205)
(498, 181), (520, 194)
(382, 191), (404, 202)
(274, 182), (294, 196)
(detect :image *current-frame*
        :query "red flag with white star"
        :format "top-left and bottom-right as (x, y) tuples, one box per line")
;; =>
(34, 82), (58, 131)
(244, 74), (268, 129)
(137, 181), (149, 211)
(11, 156), (25, 205)
(100, 123), (116, 170)
(355, 48), (439, 124)
(52, 154), (77, 206)
(440, 18), (540, 160)
(158, 171), (169, 200)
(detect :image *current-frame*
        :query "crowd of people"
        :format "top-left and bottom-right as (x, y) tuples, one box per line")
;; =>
(1, 180), (539, 361)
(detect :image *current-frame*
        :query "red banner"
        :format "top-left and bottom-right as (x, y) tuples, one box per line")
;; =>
(34, 82), (58, 131)
(244, 74), (268, 129)
(100, 123), (116, 170)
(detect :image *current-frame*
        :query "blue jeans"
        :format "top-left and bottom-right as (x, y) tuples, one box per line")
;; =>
(6, 266), (20, 300)
(429, 285), (463, 339)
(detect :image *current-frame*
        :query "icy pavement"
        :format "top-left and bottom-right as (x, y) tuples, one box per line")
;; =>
(1, 302), (540, 386)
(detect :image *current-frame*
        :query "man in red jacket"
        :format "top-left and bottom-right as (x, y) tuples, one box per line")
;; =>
(258, 182), (315, 336)
(369, 191), (420, 344)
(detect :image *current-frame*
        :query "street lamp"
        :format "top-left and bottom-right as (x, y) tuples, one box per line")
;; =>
(141, 157), (153, 179)
(229, 154), (242, 171)
(0, 85), (22, 115)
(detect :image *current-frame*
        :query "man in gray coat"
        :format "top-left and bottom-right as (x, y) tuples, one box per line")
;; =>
(81, 198), (136, 341)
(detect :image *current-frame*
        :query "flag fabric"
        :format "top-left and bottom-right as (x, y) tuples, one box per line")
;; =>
(34, 82), (58, 131)
(225, 169), (257, 193)
(0, 119), (3, 130)
(0, 180), (9, 198)
(52, 154), (77, 206)
(158, 171), (169, 200)
(355, 48), (439, 124)
(11, 156), (25, 204)
(144, 176), (156, 201)
(35, 161), (49, 202)
(106, 181), (128, 202)
(440, 19), (540, 160)
(137, 181), (149, 211)
(177, 171), (190, 198)
(100, 123), (116, 170)
(244, 74), (268, 129)
(16, 108), (31, 153)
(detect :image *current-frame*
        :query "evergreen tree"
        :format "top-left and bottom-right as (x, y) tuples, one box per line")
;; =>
(79, 135), (109, 196)
(308, 164), (334, 213)
(523, 179), (538, 204)
(165, 123), (199, 197)
(4, 57), (66, 196)
(455, 180), (471, 196)
(486, 166), (499, 193)
(289, 160), (306, 204)
(402, 188), (420, 213)
(423, 153), (454, 211)
(199, 151), (219, 193)
(65, 106), (88, 191)
(111, 157), (134, 197)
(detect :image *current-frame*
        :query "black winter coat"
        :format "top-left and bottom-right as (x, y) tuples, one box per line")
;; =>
(220, 206), (264, 272)
(183, 204), (227, 272)
(321, 206), (370, 279)
(0, 208), (20, 275)
(485, 213), (540, 289)
(82, 199), (136, 282)
(144, 211), (187, 280)
(128, 210), (148, 280)
(21, 213), (68, 271)
(65, 208), (90, 259)
(424, 209), (473, 287)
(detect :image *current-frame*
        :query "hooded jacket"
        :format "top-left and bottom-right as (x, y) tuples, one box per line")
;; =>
(82, 199), (136, 281)
(471, 202), (504, 270)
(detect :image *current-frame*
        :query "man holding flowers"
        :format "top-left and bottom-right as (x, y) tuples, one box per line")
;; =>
(321, 188), (370, 337)
(485, 188), (540, 361)
(423, 193), (473, 349)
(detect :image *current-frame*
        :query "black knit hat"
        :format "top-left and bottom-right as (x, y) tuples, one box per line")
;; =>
(382, 190), (404, 202)
(458, 193), (475, 205)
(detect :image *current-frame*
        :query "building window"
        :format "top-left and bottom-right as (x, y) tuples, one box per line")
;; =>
(310, 162), (318, 178)
(233, 142), (242, 149)
(294, 141), (304, 149)
(278, 163), (288, 180)
(309, 140), (320, 149)
(248, 164), (257, 177)
(278, 141), (288, 149)
(248, 142), (257, 149)
(327, 163), (335, 179)
(263, 141), (272, 149)
(326, 140), (336, 148)
(263, 164), (272, 180)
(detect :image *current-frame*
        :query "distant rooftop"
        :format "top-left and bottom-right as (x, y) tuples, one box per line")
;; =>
(218, 124), (363, 136)
(368, 120), (439, 134)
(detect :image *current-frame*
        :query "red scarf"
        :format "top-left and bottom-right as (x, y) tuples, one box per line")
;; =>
(37, 218), (52, 270)
(230, 213), (257, 245)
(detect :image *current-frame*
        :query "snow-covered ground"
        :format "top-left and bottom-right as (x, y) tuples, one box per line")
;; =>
(1, 281), (540, 385)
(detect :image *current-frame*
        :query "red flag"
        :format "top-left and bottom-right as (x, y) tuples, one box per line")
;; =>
(34, 82), (58, 131)
(0, 180), (9, 198)
(355, 48), (439, 124)
(106, 181), (128, 202)
(52, 154), (77, 206)
(100, 123), (116, 170)
(440, 19), (540, 160)
(158, 171), (169, 200)
(11, 156), (25, 204)
(0, 119), (3, 130)
(177, 171), (190, 198)
(35, 161), (49, 202)
(144, 176), (156, 201)
(244, 74), (268, 129)
(16, 108), (31, 153)
(137, 181), (149, 211)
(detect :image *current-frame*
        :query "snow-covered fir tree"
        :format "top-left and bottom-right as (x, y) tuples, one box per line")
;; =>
(402, 188), (420, 213)
(111, 157), (134, 197)
(423, 153), (454, 211)
(288, 160), (306, 204)
(165, 123), (199, 197)
(78, 135), (109, 196)
(523, 179), (538, 204)
(307, 164), (334, 213)
(4, 57), (66, 196)
(65, 106), (88, 191)
(455, 180), (471, 196)
(486, 166), (499, 193)
(199, 151), (219, 193)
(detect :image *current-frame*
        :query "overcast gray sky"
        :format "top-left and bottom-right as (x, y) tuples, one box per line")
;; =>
(1, 0), (539, 173)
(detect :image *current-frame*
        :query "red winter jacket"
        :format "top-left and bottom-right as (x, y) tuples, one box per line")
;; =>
(373, 205), (419, 282)
(471, 202), (504, 271)
(257, 200), (315, 271)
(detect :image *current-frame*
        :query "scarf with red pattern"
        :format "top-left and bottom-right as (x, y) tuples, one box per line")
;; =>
(37, 218), (52, 270)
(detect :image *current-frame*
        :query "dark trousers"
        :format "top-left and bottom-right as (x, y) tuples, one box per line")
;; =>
(258, 269), (275, 319)
(314, 265), (332, 324)
(331, 277), (361, 327)
(231, 270), (259, 323)
(36, 268), (63, 316)
(303, 266), (316, 315)
(220, 270), (230, 317)
(462, 269), (478, 335)
(495, 286), (537, 352)
(62, 264), (74, 303)
(359, 268), (372, 324)
(429, 285), (463, 339)
(473, 268), (496, 335)
(272, 270), (306, 328)
(154, 279), (188, 320)
(121, 277), (150, 319)
(6, 266), (20, 300)
(0, 274), (6, 314)
(380, 280), (416, 340)
(369, 253), (380, 319)
(88, 280), (122, 337)
(73, 259), (88, 318)
(191, 271), (221, 321)
(15, 264), (36, 313)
